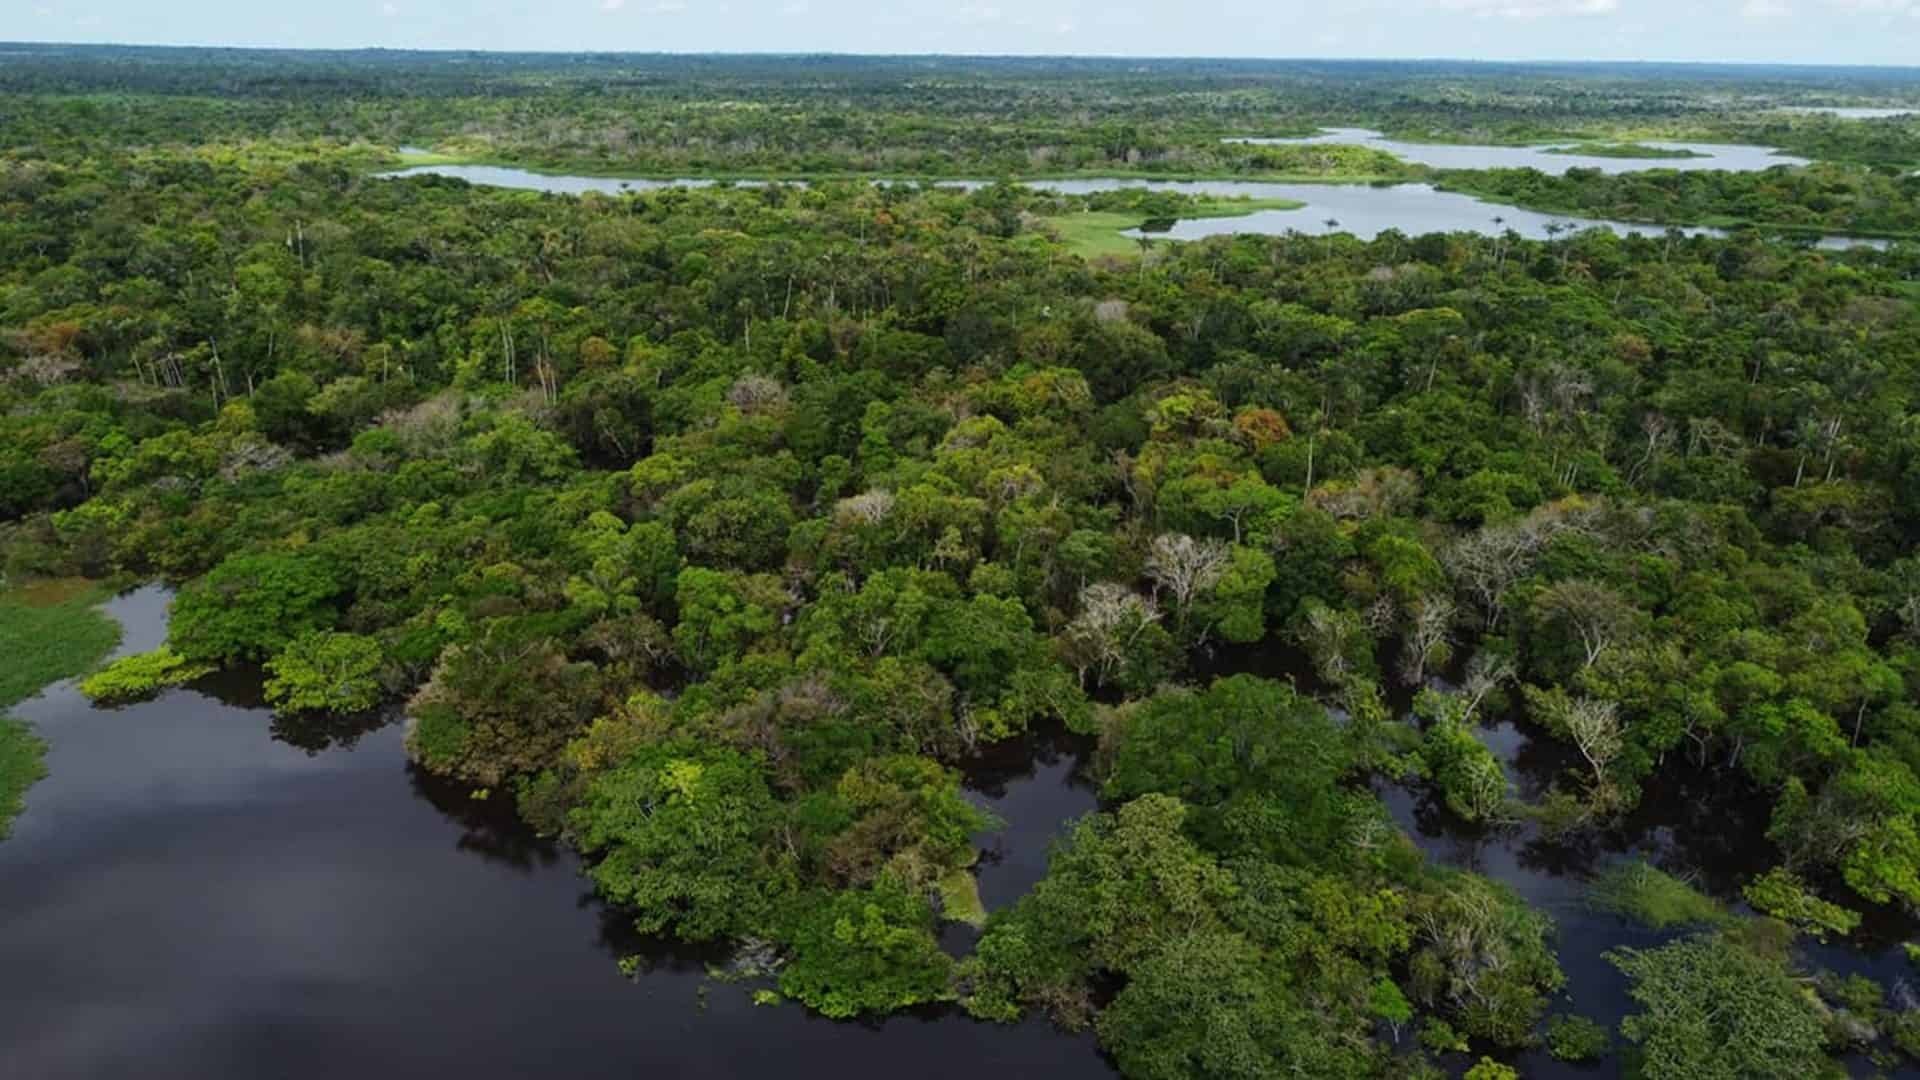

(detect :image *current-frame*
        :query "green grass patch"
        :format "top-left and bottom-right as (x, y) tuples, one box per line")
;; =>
(0, 578), (120, 836)
(0, 579), (121, 711)
(392, 147), (472, 167)
(0, 718), (48, 840)
(1044, 197), (1307, 260)
(937, 867), (988, 927)
(1588, 861), (1731, 930)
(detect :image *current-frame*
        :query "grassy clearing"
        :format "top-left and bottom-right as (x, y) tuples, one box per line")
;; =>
(938, 867), (988, 927)
(0, 719), (48, 839)
(1044, 197), (1308, 260)
(1588, 861), (1731, 930)
(0, 579), (121, 709)
(392, 147), (472, 167)
(0, 578), (121, 837)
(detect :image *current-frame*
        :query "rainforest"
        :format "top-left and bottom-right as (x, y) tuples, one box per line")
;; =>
(3, 44), (1920, 1080)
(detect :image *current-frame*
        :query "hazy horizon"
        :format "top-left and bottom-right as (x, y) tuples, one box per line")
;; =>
(6, 1), (1920, 69)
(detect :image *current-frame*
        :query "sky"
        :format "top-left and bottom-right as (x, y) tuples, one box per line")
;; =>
(4, 0), (1920, 67)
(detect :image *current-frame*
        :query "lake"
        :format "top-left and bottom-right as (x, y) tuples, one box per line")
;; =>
(0, 587), (1112, 1080)
(1224, 126), (1810, 174)
(378, 164), (1889, 251)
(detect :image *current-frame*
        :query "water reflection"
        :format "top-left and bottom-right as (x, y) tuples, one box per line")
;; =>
(957, 723), (1100, 913)
(0, 588), (1114, 1080)
(406, 761), (564, 872)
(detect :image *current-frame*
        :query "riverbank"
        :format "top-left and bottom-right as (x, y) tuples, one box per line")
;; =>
(1044, 198), (1308, 259)
(1433, 173), (1920, 245)
(0, 579), (121, 836)
(0, 585), (1114, 1079)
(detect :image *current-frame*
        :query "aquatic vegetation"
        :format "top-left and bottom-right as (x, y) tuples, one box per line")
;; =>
(0, 718), (47, 839)
(80, 647), (214, 705)
(0, 581), (120, 710)
(1743, 868), (1862, 940)
(1588, 862), (1730, 931)
(0, 580), (119, 834)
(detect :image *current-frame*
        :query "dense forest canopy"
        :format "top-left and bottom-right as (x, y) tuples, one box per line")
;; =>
(4, 45), (1920, 1078)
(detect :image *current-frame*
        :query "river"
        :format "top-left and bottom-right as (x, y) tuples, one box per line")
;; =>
(1225, 126), (1811, 174)
(8, 589), (1913, 1077)
(377, 164), (1890, 251)
(0, 587), (1111, 1080)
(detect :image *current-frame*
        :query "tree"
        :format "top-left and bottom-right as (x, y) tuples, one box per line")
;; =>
(672, 567), (785, 673)
(1528, 684), (1620, 795)
(1609, 934), (1827, 1080)
(1408, 873), (1564, 1046)
(169, 551), (343, 664)
(964, 794), (1238, 1022)
(1530, 580), (1640, 673)
(1197, 545), (1276, 645)
(1419, 693), (1512, 823)
(570, 742), (786, 942)
(778, 876), (955, 1018)
(1061, 582), (1172, 690)
(1144, 532), (1228, 632)
(264, 630), (385, 716)
(405, 624), (600, 787)
(1400, 594), (1456, 687)
(1106, 677), (1359, 864)
(1096, 930), (1359, 1080)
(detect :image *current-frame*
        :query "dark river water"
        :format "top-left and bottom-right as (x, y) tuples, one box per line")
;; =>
(0, 587), (1110, 1080)
(6, 587), (1914, 1077)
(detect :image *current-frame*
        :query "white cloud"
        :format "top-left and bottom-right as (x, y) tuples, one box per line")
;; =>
(1740, 0), (1790, 13)
(601, 0), (624, 9)
(779, 0), (809, 13)
(379, 1), (399, 15)
(1434, 0), (1619, 16)
(955, 4), (1004, 24)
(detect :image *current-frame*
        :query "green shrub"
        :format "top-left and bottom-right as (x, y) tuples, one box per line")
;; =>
(1546, 1013), (1609, 1061)
(1742, 867), (1861, 940)
(1588, 860), (1729, 930)
(0, 717), (48, 838)
(79, 646), (213, 704)
(1609, 934), (1827, 1079)
(1463, 1057), (1518, 1080)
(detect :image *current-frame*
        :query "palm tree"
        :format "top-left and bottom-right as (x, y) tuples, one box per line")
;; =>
(1133, 235), (1155, 281)
(1322, 218), (1340, 261)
